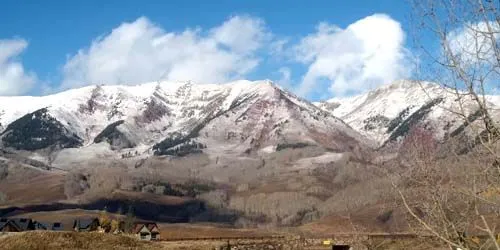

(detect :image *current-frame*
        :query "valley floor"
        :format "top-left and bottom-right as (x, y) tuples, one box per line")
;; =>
(0, 230), (448, 250)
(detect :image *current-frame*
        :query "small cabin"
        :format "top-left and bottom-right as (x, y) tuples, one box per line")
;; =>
(34, 221), (49, 230)
(34, 221), (64, 231)
(0, 218), (21, 232)
(73, 218), (100, 232)
(132, 222), (160, 241)
(51, 222), (64, 231)
(0, 218), (35, 232)
(10, 218), (35, 231)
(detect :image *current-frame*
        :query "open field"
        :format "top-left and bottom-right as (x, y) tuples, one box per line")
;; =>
(0, 231), (163, 250)
(0, 231), (451, 250)
(0, 171), (66, 207)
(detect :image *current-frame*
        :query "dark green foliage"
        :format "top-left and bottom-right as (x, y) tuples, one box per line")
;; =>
(363, 115), (390, 130)
(93, 120), (135, 149)
(458, 129), (497, 155)
(387, 106), (413, 133)
(174, 180), (216, 197)
(1, 108), (83, 150)
(94, 120), (125, 143)
(385, 98), (444, 144)
(276, 142), (310, 151)
(153, 132), (187, 153)
(449, 109), (483, 137)
(135, 180), (216, 198)
(161, 140), (206, 157)
(153, 132), (206, 156)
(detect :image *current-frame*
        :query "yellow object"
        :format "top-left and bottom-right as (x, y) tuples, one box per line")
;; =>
(470, 236), (480, 245)
(322, 240), (331, 245)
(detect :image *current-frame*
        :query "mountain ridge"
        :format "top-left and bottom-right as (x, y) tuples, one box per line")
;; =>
(0, 80), (370, 167)
(315, 79), (500, 147)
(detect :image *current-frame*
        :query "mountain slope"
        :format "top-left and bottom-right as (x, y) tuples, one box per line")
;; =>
(315, 80), (500, 147)
(0, 80), (369, 165)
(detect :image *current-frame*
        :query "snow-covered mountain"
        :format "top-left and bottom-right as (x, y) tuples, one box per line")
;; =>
(0, 80), (369, 165)
(315, 80), (500, 147)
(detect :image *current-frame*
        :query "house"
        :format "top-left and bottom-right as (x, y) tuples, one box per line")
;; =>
(36, 221), (64, 231)
(0, 218), (21, 232)
(73, 218), (100, 232)
(0, 218), (35, 232)
(34, 221), (49, 230)
(111, 221), (125, 234)
(10, 218), (35, 231)
(131, 222), (160, 241)
(51, 222), (64, 231)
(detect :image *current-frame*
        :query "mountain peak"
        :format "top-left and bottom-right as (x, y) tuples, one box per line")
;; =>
(0, 79), (368, 165)
(316, 79), (500, 146)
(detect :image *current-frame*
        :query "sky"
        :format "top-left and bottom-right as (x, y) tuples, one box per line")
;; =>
(0, 0), (428, 100)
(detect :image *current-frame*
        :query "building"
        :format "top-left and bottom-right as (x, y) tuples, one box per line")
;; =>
(0, 217), (64, 232)
(131, 222), (160, 241)
(51, 222), (64, 231)
(10, 218), (36, 231)
(34, 221), (49, 230)
(0, 218), (36, 232)
(73, 218), (100, 232)
(35, 221), (64, 231)
(0, 218), (21, 232)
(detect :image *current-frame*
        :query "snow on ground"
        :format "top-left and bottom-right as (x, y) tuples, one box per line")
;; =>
(293, 152), (345, 169)
(315, 80), (500, 145)
(259, 145), (276, 154)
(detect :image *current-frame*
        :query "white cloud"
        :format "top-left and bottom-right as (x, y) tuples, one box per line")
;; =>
(292, 14), (412, 97)
(276, 67), (292, 90)
(0, 39), (36, 95)
(62, 16), (269, 89)
(447, 21), (500, 66)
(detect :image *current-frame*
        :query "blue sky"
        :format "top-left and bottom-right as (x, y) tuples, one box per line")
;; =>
(0, 0), (421, 100)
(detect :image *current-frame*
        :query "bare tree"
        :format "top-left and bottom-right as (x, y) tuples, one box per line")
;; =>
(398, 1), (500, 247)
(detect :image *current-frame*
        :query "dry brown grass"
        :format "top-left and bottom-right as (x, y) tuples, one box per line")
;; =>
(158, 223), (279, 239)
(0, 231), (163, 250)
(0, 172), (66, 207)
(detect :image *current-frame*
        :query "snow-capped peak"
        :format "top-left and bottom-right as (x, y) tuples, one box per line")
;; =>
(315, 80), (500, 146)
(0, 80), (369, 166)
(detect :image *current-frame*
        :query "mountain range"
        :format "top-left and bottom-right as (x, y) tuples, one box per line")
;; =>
(0, 80), (369, 168)
(1, 79), (499, 229)
(1, 79), (498, 163)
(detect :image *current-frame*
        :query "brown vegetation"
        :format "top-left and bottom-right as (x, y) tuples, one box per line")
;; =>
(0, 231), (162, 250)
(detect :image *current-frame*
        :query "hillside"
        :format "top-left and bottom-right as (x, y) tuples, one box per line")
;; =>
(0, 80), (369, 169)
(315, 80), (500, 147)
(1, 79), (498, 234)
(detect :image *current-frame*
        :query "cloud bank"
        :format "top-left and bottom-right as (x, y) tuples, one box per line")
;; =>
(62, 16), (269, 89)
(0, 39), (36, 95)
(293, 14), (412, 97)
(3, 13), (415, 99)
